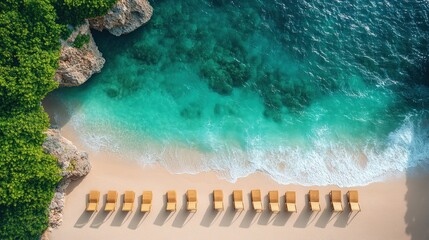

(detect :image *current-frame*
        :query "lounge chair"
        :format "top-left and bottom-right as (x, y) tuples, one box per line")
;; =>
(309, 190), (321, 212)
(187, 189), (197, 213)
(141, 191), (152, 213)
(268, 191), (280, 213)
(86, 190), (100, 212)
(233, 190), (244, 212)
(122, 191), (135, 212)
(166, 190), (177, 212)
(104, 190), (118, 211)
(330, 190), (343, 212)
(285, 191), (297, 212)
(213, 190), (224, 211)
(347, 190), (361, 212)
(251, 189), (263, 213)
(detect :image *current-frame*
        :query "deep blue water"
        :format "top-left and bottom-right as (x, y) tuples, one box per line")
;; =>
(54, 0), (429, 186)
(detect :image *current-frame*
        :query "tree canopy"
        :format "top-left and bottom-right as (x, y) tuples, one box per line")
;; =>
(0, 0), (116, 238)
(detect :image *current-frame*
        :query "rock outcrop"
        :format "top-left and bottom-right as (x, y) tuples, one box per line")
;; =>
(54, 21), (105, 87)
(42, 129), (90, 231)
(89, 0), (153, 36)
(44, 0), (153, 238)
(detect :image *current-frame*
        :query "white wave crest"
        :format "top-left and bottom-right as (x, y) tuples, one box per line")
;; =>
(70, 109), (429, 187)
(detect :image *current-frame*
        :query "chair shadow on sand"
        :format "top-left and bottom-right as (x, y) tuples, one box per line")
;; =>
(172, 194), (194, 228)
(128, 195), (149, 229)
(257, 195), (277, 225)
(315, 194), (334, 228)
(273, 195), (293, 226)
(200, 192), (222, 227)
(239, 192), (259, 228)
(74, 193), (96, 228)
(293, 193), (319, 228)
(90, 211), (113, 228)
(111, 194), (133, 227)
(74, 211), (94, 228)
(333, 194), (354, 228)
(219, 193), (242, 227)
(89, 193), (114, 228)
(153, 193), (175, 226)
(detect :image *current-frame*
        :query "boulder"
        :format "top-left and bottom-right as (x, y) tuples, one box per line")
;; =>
(54, 21), (105, 87)
(42, 129), (90, 230)
(89, 0), (153, 36)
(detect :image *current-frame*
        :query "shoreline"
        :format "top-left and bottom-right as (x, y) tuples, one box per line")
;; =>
(47, 112), (429, 239)
(44, 91), (419, 188)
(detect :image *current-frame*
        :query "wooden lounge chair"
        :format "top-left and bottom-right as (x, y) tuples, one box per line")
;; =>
(213, 190), (224, 211)
(309, 190), (321, 212)
(233, 190), (244, 212)
(86, 190), (100, 212)
(347, 190), (361, 212)
(268, 191), (280, 213)
(141, 191), (152, 213)
(251, 189), (263, 213)
(122, 191), (135, 212)
(330, 190), (343, 212)
(187, 189), (197, 213)
(285, 191), (297, 212)
(166, 190), (177, 212)
(104, 190), (118, 212)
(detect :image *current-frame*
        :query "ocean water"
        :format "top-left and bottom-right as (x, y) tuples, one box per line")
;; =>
(54, 0), (429, 186)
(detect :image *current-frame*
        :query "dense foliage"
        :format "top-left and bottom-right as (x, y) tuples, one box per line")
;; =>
(0, 0), (116, 238)
(73, 34), (90, 48)
(54, 0), (117, 26)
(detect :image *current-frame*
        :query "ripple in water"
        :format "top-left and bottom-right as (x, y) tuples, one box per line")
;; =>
(55, 0), (429, 186)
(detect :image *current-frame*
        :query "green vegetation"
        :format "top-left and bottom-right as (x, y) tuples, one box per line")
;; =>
(73, 34), (91, 48)
(0, 0), (116, 238)
(54, 0), (117, 26)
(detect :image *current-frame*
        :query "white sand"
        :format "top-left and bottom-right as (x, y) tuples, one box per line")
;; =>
(46, 105), (429, 240)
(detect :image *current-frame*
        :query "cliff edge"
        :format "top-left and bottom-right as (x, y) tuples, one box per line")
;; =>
(44, 0), (153, 237)
(54, 21), (105, 87)
(89, 0), (153, 36)
(54, 0), (153, 87)
(42, 129), (90, 232)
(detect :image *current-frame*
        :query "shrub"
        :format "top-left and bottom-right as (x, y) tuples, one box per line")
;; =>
(0, 0), (118, 238)
(53, 0), (118, 26)
(72, 33), (90, 48)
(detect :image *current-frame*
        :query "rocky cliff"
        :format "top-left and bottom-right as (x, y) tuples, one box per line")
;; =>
(44, 0), (153, 236)
(54, 21), (105, 87)
(89, 0), (153, 36)
(54, 0), (153, 87)
(42, 129), (90, 232)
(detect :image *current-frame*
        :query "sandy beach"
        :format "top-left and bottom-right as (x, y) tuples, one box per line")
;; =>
(46, 118), (429, 240)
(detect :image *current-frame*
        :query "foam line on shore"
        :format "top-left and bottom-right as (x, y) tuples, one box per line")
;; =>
(67, 110), (429, 187)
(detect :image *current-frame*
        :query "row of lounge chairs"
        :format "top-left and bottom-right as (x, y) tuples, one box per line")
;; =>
(86, 189), (361, 213)
(309, 190), (361, 212)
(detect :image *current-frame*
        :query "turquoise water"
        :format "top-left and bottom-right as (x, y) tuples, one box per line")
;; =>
(54, 0), (429, 186)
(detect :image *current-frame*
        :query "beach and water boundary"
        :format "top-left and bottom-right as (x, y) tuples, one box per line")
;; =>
(46, 116), (429, 239)
(46, 0), (429, 238)
(51, 0), (429, 187)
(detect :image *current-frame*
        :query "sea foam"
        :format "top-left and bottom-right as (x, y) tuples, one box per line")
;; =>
(57, 0), (429, 187)
(69, 110), (429, 187)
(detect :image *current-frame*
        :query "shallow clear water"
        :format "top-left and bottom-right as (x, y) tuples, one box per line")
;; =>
(54, 0), (429, 186)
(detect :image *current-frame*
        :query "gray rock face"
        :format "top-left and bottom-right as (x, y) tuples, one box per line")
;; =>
(42, 1), (153, 237)
(42, 129), (90, 231)
(54, 21), (105, 87)
(89, 0), (153, 36)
